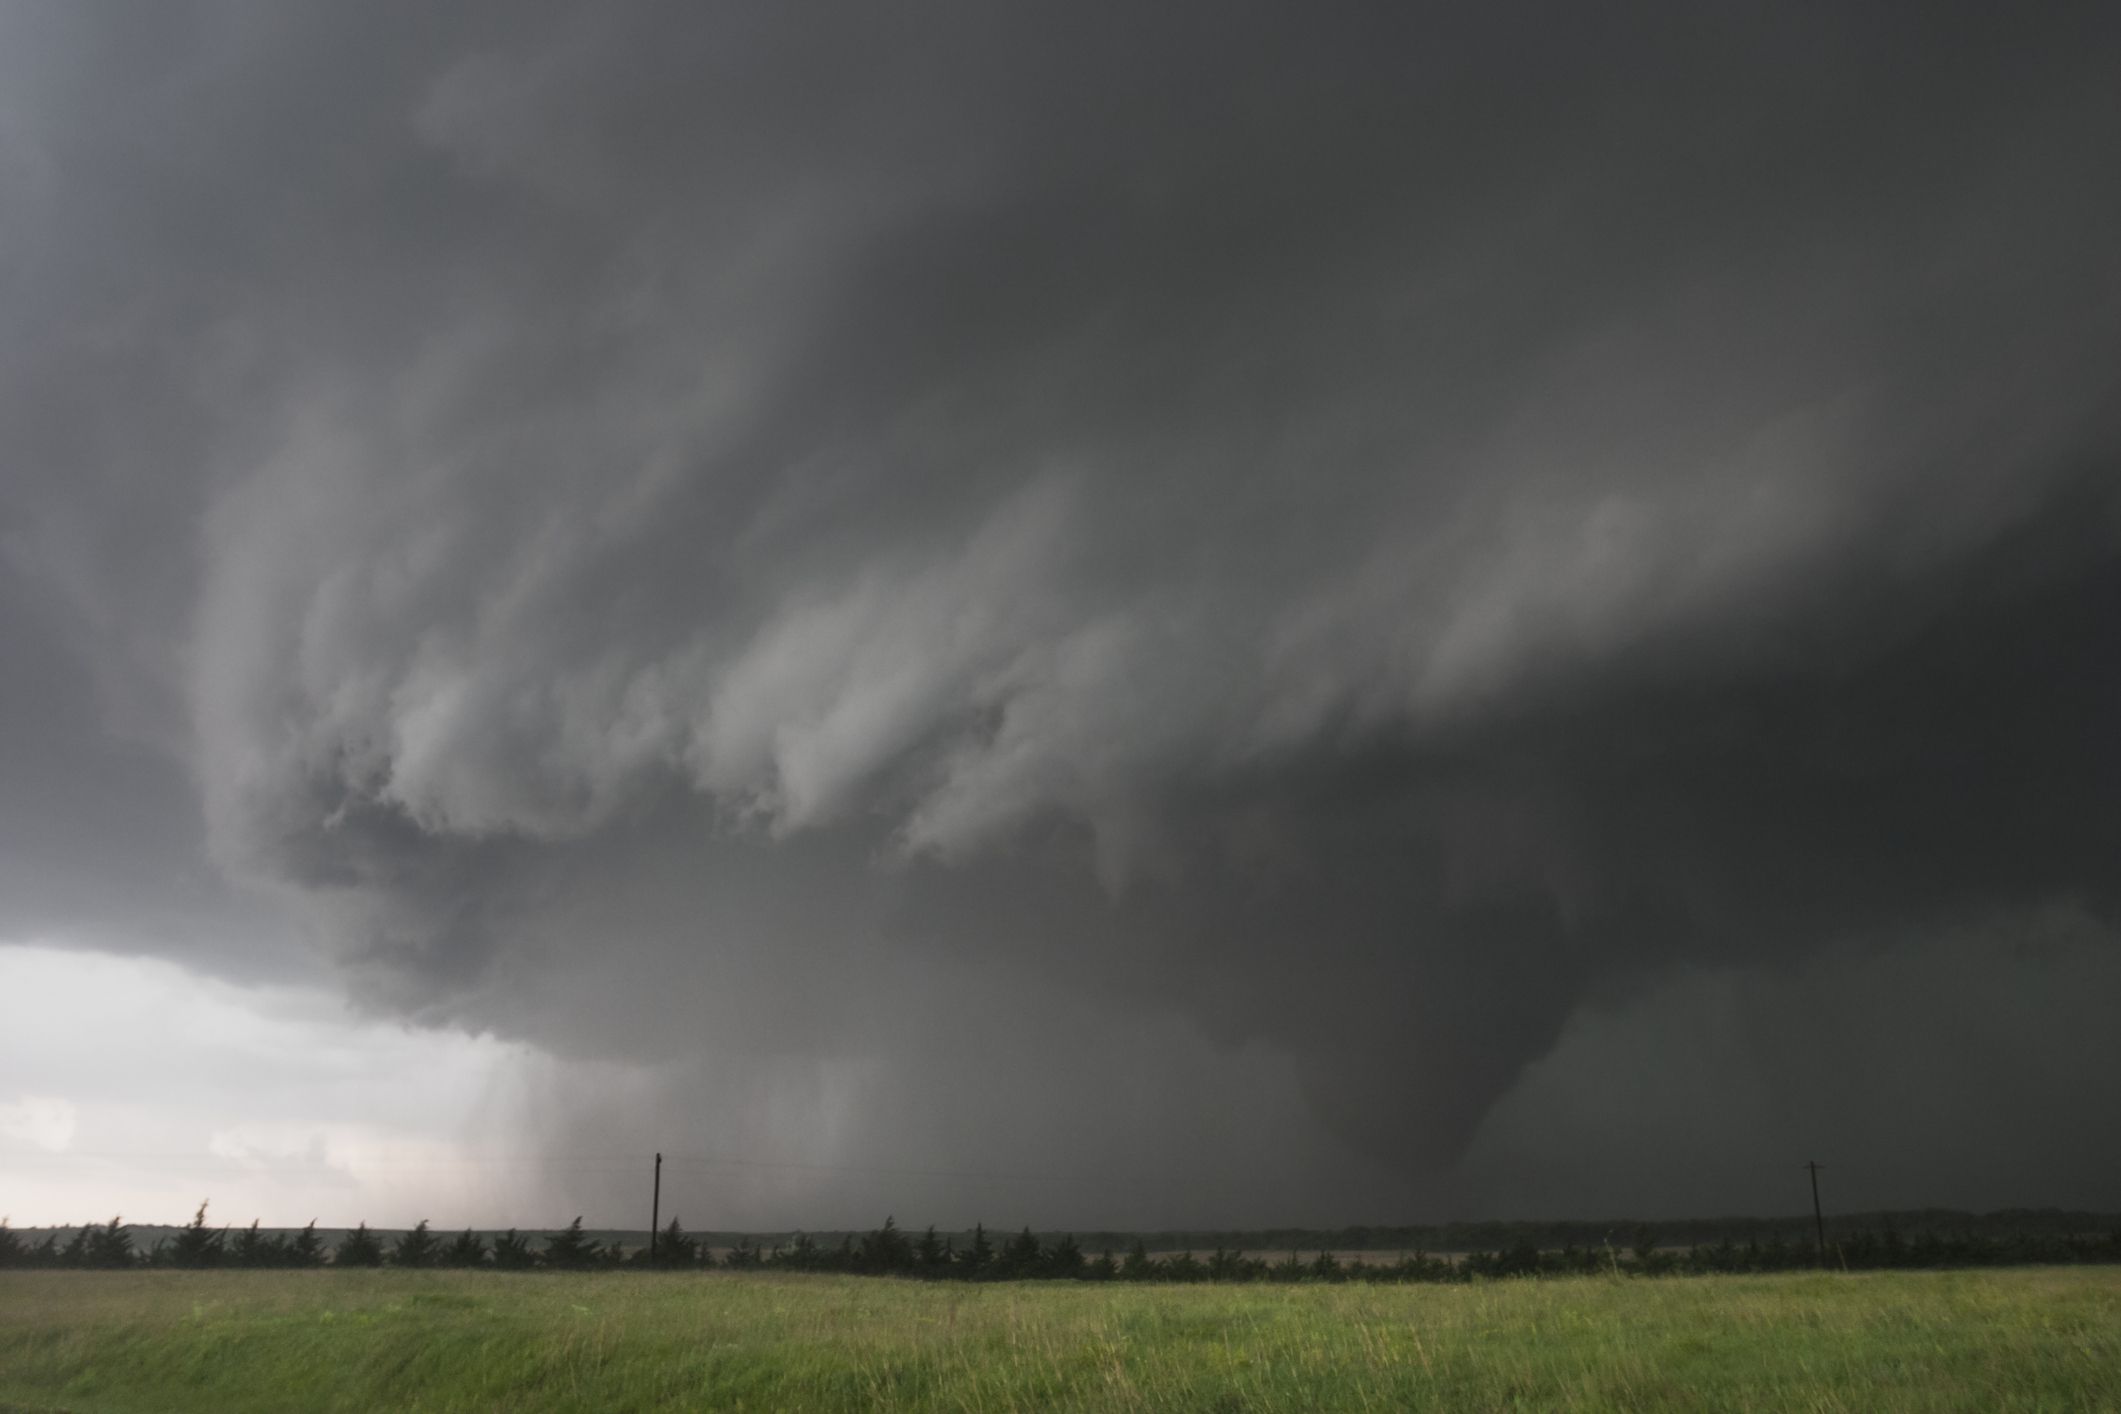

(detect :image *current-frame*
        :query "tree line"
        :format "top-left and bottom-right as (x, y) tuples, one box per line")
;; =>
(1051, 1208), (2121, 1258)
(5, 1204), (2120, 1279)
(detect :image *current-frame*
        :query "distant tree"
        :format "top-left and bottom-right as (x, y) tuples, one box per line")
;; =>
(543, 1217), (599, 1270)
(958, 1223), (993, 1279)
(913, 1225), (947, 1276)
(335, 1223), (385, 1268)
(1085, 1249), (1118, 1281)
(858, 1217), (913, 1274)
(169, 1201), (227, 1269)
(60, 1225), (94, 1268)
(86, 1217), (136, 1269)
(1046, 1233), (1085, 1280)
(1000, 1227), (1044, 1279)
(1273, 1250), (1305, 1282)
(0, 1219), (23, 1269)
(33, 1231), (63, 1268)
(490, 1229), (535, 1271)
(1119, 1239), (1156, 1281)
(1507, 1240), (1546, 1277)
(1162, 1251), (1203, 1282)
(1401, 1249), (1449, 1284)
(287, 1221), (326, 1268)
(650, 1219), (698, 1269)
(228, 1221), (259, 1267)
(231, 1221), (272, 1268)
(442, 1229), (488, 1267)
(392, 1220), (439, 1268)
(723, 1237), (763, 1270)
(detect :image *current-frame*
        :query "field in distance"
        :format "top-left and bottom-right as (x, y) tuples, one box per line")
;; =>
(5, 1266), (2119, 1412)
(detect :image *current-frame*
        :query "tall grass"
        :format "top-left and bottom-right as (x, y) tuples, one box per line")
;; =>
(3, 1266), (2116, 1412)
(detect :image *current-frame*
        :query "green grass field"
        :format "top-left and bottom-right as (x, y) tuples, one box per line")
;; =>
(3, 1267), (2117, 1412)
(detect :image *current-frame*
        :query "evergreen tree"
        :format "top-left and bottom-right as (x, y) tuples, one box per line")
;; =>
(33, 1232), (62, 1268)
(1405, 1249), (1447, 1283)
(491, 1229), (535, 1270)
(86, 1217), (135, 1269)
(1086, 1249), (1118, 1281)
(858, 1217), (913, 1274)
(230, 1219), (286, 1268)
(958, 1223), (993, 1279)
(723, 1236), (763, 1269)
(1000, 1226), (1044, 1278)
(442, 1228), (489, 1267)
(169, 1201), (227, 1269)
(0, 1219), (23, 1269)
(1309, 1249), (1341, 1281)
(60, 1225), (94, 1268)
(1046, 1233), (1086, 1280)
(1119, 1239), (1156, 1281)
(287, 1221), (326, 1268)
(543, 1217), (599, 1270)
(230, 1221), (260, 1271)
(913, 1225), (946, 1276)
(393, 1220), (440, 1268)
(335, 1223), (385, 1267)
(651, 1219), (698, 1269)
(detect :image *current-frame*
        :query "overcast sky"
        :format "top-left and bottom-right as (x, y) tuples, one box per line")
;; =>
(3, 2), (2118, 1233)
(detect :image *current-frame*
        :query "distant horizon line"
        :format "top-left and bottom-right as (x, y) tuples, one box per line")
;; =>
(11, 1204), (2116, 1248)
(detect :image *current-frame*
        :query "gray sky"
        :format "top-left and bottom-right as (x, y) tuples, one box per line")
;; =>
(3, 1), (2118, 1231)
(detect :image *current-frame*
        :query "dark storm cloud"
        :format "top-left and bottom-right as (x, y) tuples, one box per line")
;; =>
(3, 1), (2118, 1219)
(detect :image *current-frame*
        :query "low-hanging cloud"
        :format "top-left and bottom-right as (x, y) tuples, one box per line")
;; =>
(3, 0), (2118, 1222)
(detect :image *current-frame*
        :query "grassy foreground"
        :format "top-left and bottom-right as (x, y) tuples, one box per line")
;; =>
(2, 1267), (2117, 1412)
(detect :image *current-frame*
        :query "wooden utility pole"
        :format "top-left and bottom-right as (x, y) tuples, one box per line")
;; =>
(1803, 1160), (1826, 1264)
(650, 1152), (663, 1260)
